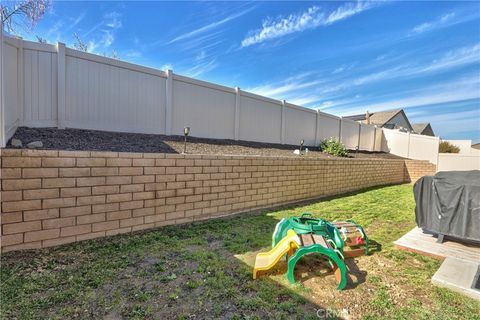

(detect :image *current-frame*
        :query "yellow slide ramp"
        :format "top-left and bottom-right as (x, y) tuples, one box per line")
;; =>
(253, 230), (300, 279)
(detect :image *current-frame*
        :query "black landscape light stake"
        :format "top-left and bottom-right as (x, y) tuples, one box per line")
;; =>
(300, 139), (305, 155)
(183, 126), (190, 154)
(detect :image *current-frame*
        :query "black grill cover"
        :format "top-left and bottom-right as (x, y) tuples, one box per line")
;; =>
(414, 170), (480, 242)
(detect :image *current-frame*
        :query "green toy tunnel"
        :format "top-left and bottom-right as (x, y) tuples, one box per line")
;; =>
(286, 244), (347, 290)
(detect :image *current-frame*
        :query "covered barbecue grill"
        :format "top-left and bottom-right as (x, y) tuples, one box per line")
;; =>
(413, 170), (480, 243)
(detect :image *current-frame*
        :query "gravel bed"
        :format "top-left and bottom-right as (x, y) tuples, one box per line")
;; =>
(7, 127), (405, 159)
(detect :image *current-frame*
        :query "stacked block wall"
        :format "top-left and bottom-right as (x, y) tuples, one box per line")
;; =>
(1, 149), (428, 252)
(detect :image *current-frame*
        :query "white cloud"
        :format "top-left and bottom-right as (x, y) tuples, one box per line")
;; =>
(247, 73), (322, 99)
(331, 74), (480, 116)
(46, 20), (64, 39)
(410, 11), (477, 35)
(101, 30), (114, 48)
(419, 43), (480, 73)
(104, 11), (122, 29)
(352, 65), (406, 85)
(288, 96), (322, 106)
(184, 59), (218, 78)
(86, 11), (123, 50)
(411, 12), (454, 34)
(196, 50), (207, 61)
(242, 42), (479, 114)
(168, 7), (253, 44)
(241, 2), (378, 47)
(411, 22), (432, 34)
(409, 108), (480, 138)
(332, 65), (350, 74)
(70, 12), (86, 29)
(88, 40), (99, 53)
(320, 101), (335, 108)
(325, 1), (376, 24)
(345, 43), (480, 86)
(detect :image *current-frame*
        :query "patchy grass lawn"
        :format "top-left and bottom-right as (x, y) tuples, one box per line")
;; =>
(1, 184), (479, 319)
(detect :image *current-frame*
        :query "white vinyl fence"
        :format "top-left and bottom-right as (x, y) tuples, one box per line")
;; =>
(437, 154), (480, 171)
(0, 34), (379, 150)
(380, 128), (440, 164)
(3, 33), (476, 174)
(379, 129), (480, 171)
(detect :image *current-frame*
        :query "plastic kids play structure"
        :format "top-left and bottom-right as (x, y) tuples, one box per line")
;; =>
(253, 213), (368, 290)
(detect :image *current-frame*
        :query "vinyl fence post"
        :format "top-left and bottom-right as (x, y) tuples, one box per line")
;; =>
(234, 87), (240, 140)
(314, 110), (320, 147)
(17, 37), (24, 126)
(372, 126), (376, 151)
(165, 69), (173, 135)
(56, 42), (66, 129)
(281, 100), (286, 144)
(357, 123), (361, 150)
(406, 131), (411, 158)
(339, 117), (343, 143)
(0, 19), (5, 147)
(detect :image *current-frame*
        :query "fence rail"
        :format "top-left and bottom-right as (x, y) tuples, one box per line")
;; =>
(1, 34), (379, 150)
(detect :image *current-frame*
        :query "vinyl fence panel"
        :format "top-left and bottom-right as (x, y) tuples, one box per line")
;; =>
(382, 128), (439, 164)
(408, 133), (439, 164)
(284, 103), (317, 146)
(65, 50), (166, 134)
(374, 128), (389, 152)
(172, 75), (236, 139)
(382, 129), (409, 157)
(238, 92), (282, 144)
(23, 46), (58, 127)
(316, 112), (341, 142)
(341, 118), (360, 149)
(359, 123), (375, 151)
(437, 154), (480, 171)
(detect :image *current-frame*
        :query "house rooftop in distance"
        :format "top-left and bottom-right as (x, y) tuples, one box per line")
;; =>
(412, 123), (435, 136)
(344, 108), (414, 131)
(344, 109), (403, 126)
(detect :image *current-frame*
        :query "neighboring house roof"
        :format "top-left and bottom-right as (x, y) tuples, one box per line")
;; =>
(412, 123), (429, 133)
(344, 109), (413, 130)
(412, 123), (435, 136)
(472, 143), (480, 150)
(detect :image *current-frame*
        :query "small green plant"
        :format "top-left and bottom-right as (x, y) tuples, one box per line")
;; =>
(439, 141), (460, 153)
(320, 137), (348, 157)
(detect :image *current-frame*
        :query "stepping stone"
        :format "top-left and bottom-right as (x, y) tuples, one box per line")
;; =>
(432, 257), (480, 301)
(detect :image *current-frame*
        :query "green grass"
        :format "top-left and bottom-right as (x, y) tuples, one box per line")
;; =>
(1, 184), (479, 319)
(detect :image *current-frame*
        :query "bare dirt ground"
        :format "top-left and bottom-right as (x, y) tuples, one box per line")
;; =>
(8, 127), (404, 159)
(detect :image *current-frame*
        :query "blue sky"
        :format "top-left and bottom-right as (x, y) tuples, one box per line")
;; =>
(10, 1), (480, 142)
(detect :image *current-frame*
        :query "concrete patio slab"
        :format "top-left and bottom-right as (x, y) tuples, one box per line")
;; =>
(432, 257), (480, 301)
(395, 227), (480, 300)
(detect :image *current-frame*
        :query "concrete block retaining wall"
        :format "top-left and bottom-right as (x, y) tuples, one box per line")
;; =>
(1, 149), (433, 252)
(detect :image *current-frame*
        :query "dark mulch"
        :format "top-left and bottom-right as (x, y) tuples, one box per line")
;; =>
(7, 127), (405, 159)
